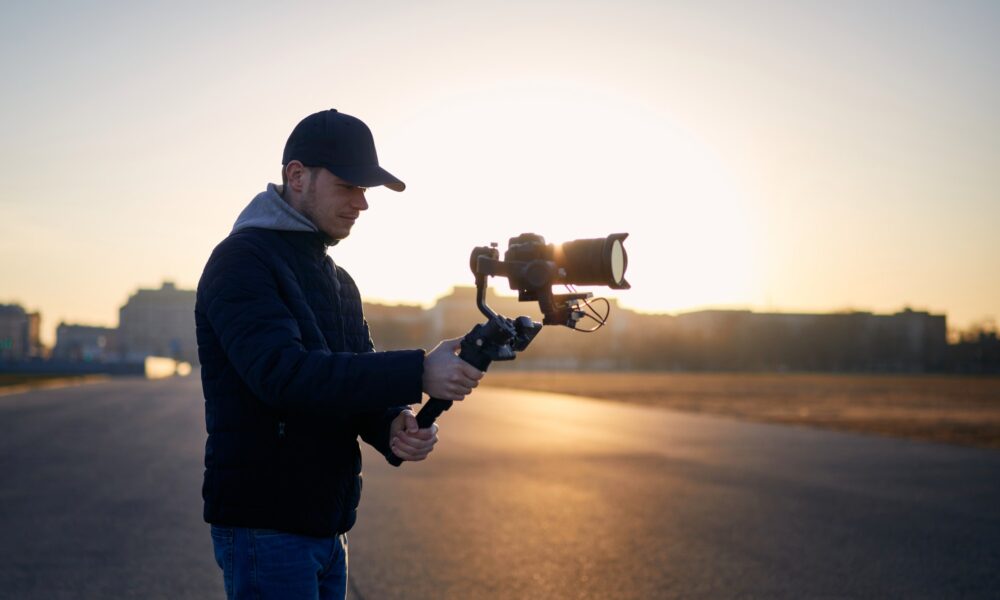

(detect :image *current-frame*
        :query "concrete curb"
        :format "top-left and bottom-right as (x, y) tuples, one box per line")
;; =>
(0, 375), (112, 398)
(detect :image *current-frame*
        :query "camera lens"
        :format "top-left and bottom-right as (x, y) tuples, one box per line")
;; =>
(557, 233), (629, 289)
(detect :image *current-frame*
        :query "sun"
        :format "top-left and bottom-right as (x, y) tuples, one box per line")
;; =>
(342, 78), (760, 315)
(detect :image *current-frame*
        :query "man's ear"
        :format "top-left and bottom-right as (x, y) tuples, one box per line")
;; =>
(284, 161), (308, 194)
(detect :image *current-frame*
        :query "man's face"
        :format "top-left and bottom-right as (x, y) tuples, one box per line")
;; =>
(300, 168), (369, 240)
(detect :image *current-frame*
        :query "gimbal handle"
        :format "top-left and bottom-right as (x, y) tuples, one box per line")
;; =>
(418, 333), (497, 424)
(386, 329), (497, 467)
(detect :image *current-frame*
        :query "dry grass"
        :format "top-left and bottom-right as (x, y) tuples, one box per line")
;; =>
(482, 371), (1000, 450)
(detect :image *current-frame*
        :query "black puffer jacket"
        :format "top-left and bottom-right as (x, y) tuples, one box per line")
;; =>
(196, 212), (423, 537)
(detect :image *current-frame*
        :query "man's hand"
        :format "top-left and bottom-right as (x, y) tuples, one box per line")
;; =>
(390, 409), (438, 462)
(422, 337), (484, 401)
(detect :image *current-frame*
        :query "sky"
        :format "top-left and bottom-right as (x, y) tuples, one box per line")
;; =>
(1, 0), (998, 346)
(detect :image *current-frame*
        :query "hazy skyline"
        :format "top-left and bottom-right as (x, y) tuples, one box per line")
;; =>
(2, 1), (998, 346)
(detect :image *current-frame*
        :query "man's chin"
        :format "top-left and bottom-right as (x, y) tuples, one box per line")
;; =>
(325, 227), (352, 241)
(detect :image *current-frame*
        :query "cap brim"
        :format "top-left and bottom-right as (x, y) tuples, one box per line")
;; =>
(325, 164), (406, 192)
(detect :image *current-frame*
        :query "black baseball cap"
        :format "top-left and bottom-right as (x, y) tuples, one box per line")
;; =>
(282, 109), (405, 192)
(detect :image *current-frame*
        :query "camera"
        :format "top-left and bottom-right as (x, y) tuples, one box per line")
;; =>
(469, 233), (629, 327)
(505, 233), (631, 293)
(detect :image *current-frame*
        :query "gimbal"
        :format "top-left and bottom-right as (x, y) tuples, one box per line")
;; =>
(387, 233), (628, 466)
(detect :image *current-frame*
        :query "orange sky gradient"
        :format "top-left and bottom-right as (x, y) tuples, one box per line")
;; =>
(1, 1), (998, 346)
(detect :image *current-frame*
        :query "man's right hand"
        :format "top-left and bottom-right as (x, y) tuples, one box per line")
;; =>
(422, 337), (484, 401)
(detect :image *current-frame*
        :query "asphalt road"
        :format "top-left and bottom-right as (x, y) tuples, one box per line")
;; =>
(0, 375), (998, 599)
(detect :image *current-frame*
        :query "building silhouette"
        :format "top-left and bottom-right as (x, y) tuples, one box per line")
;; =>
(364, 288), (957, 372)
(950, 331), (1000, 374)
(3, 284), (994, 374)
(0, 304), (43, 361)
(52, 324), (117, 362)
(666, 308), (947, 372)
(117, 281), (197, 363)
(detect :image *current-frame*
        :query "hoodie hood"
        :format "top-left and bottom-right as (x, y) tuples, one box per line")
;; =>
(232, 183), (319, 235)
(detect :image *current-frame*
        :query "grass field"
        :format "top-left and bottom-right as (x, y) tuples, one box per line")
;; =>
(481, 371), (1000, 449)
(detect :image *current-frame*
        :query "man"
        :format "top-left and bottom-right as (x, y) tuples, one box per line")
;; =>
(195, 109), (484, 599)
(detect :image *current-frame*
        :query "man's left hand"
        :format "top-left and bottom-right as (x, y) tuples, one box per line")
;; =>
(390, 409), (439, 461)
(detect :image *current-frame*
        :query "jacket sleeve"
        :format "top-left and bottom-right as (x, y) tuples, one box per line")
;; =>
(200, 239), (425, 419)
(355, 407), (407, 463)
(353, 318), (412, 463)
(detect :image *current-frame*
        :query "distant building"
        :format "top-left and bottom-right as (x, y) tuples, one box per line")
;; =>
(117, 281), (197, 363)
(52, 323), (117, 362)
(672, 307), (947, 371)
(361, 290), (953, 372)
(363, 301), (429, 350)
(0, 304), (43, 361)
(948, 331), (1000, 374)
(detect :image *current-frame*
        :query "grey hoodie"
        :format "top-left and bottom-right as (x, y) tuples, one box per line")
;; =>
(231, 183), (318, 235)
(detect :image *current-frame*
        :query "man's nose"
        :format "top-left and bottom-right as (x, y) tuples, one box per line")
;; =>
(354, 191), (369, 211)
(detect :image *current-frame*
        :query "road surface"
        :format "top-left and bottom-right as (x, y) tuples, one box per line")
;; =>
(0, 374), (998, 599)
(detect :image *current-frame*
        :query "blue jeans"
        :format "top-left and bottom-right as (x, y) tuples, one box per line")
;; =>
(211, 525), (348, 600)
